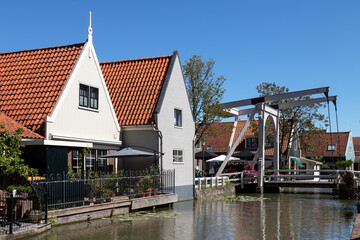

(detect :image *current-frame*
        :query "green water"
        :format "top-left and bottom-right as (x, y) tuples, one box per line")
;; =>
(28, 193), (357, 240)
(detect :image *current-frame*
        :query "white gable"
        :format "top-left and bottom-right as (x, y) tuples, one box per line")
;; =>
(156, 53), (195, 199)
(45, 41), (120, 147)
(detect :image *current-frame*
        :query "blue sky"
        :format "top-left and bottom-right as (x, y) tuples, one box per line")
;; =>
(1, 1), (360, 136)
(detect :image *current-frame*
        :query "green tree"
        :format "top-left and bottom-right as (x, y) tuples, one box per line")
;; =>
(0, 124), (37, 178)
(182, 55), (226, 145)
(251, 82), (327, 162)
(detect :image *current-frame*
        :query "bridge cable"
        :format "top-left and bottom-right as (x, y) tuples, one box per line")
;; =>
(333, 100), (341, 161)
(327, 97), (334, 166)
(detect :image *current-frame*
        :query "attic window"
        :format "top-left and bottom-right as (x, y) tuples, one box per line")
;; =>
(79, 84), (98, 110)
(327, 144), (336, 151)
(174, 109), (182, 127)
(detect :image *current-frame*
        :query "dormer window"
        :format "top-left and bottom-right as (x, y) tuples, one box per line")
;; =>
(327, 144), (336, 151)
(79, 84), (98, 110)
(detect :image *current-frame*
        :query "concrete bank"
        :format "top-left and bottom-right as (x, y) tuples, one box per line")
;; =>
(1, 194), (177, 239)
(351, 214), (360, 240)
(50, 193), (178, 225)
(195, 186), (235, 199)
(0, 223), (51, 240)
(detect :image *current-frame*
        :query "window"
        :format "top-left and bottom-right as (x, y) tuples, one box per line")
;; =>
(79, 84), (89, 107)
(85, 150), (96, 172)
(307, 145), (314, 152)
(246, 137), (258, 149)
(328, 144), (336, 151)
(206, 145), (212, 151)
(71, 150), (80, 172)
(79, 84), (98, 110)
(96, 150), (108, 173)
(173, 150), (183, 163)
(174, 109), (182, 127)
(70, 149), (109, 173)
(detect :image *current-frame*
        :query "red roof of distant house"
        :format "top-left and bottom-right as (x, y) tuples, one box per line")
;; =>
(204, 122), (235, 153)
(101, 55), (172, 126)
(0, 43), (84, 136)
(300, 131), (350, 157)
(205, 120), (292, 155)
(0, 112), (44, 139)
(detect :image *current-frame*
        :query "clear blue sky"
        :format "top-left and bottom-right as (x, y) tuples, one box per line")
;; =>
(1, 1), (360, 136)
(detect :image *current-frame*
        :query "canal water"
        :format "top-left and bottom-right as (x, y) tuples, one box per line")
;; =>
(29, 193), (357, 240)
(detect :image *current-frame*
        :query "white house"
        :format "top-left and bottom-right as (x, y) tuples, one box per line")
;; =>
(101, 52), (195, 201)
(0, 26), (195, 200)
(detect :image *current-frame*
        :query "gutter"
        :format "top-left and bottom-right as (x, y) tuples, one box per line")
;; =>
(154, 113), (163, 172)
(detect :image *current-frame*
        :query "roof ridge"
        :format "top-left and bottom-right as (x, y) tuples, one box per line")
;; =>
(100, 54), (172, 65)
(0, 42), (85, 55)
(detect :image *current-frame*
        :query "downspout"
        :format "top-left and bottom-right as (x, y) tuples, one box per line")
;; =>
(154, 113), (163, 172)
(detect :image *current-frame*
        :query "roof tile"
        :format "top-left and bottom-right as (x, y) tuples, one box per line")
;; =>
(100, 55), (172, 126)
(0, 43), (84, 136)
(0, 111), (44, 139)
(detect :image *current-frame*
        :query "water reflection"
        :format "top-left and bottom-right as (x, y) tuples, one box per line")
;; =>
(28, 193), (356, 240)
(194, 194), (356, 239)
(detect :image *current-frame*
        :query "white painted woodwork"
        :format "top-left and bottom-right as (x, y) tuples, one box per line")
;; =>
(46, 41), (120, 146)
(157, 54), (195, 189)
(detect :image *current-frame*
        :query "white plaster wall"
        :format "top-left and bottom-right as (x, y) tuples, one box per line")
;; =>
(47, 43), (120, 143)
(157, 55), (195, 193)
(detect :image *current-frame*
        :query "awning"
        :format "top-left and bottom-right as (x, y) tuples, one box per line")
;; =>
(291, 157), (304, 167)
(103, 147), (155, 158)
(206, 155), (240, 162)
(195, 150), (218, 159)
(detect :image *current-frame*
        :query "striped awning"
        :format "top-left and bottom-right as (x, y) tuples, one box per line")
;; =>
(291, 157), (304, 167)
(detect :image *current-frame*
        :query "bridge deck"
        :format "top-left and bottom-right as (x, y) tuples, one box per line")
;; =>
(264, 181), (337, 188)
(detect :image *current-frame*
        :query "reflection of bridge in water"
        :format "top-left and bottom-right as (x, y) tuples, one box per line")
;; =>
(220, 169), (360, 193)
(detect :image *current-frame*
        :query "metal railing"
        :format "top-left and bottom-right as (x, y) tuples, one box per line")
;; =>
(0, 191), (46, 235)
(220, 169), (360, 189)
(31, 169), (175, 210)
(195, 176), (229, 190)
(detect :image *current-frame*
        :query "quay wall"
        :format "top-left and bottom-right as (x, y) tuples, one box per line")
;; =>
(195, 186), (235, 199)
(49, 194), (178, 225)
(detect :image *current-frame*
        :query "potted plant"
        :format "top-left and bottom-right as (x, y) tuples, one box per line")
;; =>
(138, 177), (153, 197)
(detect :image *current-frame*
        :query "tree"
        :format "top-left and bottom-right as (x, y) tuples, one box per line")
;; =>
(0, 124), (37, 178)
(251, 82), (328, 162)
(183, 55), (227, 145)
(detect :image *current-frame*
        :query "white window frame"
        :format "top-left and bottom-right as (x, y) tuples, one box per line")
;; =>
(173, 149), (184, 163)
(327, 144), (336, 151)
(79, 83), (99, 110)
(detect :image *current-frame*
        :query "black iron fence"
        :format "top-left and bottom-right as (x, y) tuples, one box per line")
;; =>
(31, 169), (175, 210)
(0, 190), (46, 235)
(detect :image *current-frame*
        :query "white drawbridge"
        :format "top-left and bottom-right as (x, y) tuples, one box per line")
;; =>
(215, 87), (337, 191)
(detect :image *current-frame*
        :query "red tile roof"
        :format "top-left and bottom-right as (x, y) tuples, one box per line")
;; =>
(204, 122), (235, 153)
(0, 112), (44, 139)
(300, 131), (350, 157)
(0, 43), (84, 136)
(101, 55), (172, 126)
(205, 120), (290, 156)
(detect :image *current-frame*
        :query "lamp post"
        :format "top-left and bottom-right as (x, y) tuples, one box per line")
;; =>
(202, 143), (205, 176)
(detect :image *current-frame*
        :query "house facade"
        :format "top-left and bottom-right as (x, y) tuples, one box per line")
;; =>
(300, 131), (355, 168)
(101, 52), (195, 201)
(0, 30), (195, 200)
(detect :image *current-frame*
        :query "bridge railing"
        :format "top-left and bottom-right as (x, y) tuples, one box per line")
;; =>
(221, 172), (258, 189)
(264, 169), (340, 182)
(219, 170), (360, 188)
(195, 176), (229, 190)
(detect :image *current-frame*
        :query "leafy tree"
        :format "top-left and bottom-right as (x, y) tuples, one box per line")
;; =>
(251, 82), (327, 162)
(0, 124), (37, 178)
(182, 55), (226, 145)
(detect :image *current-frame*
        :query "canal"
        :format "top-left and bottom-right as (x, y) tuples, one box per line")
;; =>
(28, 193), (357, 240)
